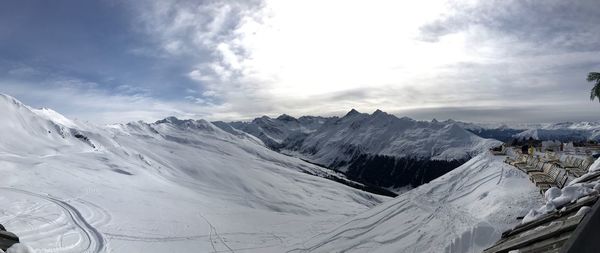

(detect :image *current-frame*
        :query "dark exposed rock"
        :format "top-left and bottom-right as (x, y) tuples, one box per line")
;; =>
(0, 226), (19, 251)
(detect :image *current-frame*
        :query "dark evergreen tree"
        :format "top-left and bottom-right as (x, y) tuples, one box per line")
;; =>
(587, 72), (600, 102)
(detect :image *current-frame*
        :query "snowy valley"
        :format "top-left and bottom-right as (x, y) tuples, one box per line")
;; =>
(0, 94), (388, 252)
(4, 0), (600, 251)
(217, 109), (501, 192)
(5, 93), (600, 253)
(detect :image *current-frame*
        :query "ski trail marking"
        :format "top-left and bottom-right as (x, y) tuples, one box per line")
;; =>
(0, 187), (107, 253)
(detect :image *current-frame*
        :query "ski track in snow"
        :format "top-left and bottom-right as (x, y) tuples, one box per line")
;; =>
(0, 94), (396, 252)
(0, 187), (248, 252)
(0, 187), (107, 253)
(288, 154), (543, 253)
(198, 212), (235, 253)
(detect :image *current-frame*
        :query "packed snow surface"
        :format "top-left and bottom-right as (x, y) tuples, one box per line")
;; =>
(4, 243), (36, 253)
(289, 153), (543, 253)
(0, 94), (388, 253)
(0, 93), (543, 253)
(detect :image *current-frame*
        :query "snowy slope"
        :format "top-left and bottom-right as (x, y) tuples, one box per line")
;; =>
(0, 94), (388, 253)
(282, 110), (501, 190)
(289, 153), (543, 253)
(31, 107), (78, 128)
(221, 109), (500, 190)
(452, 120), (526, 142)
(215, 114), (327, 149)
(291, 109), (499, 163)
(0, 94), (93, 156)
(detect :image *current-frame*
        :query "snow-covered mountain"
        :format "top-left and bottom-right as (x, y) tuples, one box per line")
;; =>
(213, 114), (327, 149)
(446, 119), (600, 142)
(511, 121), (600, 141)
(287, 109), (497, 162)
(0, 93), (555, 253)
(219, 109), (501, 190)
(288, 153), (543, 253)
(452, 120), (526, 142)
(0, 94), (388, 253)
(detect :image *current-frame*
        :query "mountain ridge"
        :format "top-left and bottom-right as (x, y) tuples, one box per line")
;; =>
(216, 109), (501, 190)
(0, 93), (388, 252)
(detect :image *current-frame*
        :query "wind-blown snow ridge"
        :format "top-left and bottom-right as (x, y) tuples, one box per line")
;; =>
(288, 153), (543, 253)
(0, 93), (387, 253)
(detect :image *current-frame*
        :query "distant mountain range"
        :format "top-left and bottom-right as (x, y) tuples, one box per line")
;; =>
(459, 120), (600, 142)
(215, 110), (600, 191)
(0, 93), (387, 252)
(0, 92), (581, 252)
(215, 109), (501, 191)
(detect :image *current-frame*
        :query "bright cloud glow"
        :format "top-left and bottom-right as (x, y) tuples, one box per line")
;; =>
(2, 0), (600, 123)
(219, 0), (471, 98)
(176, 0), (600, 121)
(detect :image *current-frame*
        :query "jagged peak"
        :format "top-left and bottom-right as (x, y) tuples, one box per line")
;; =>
(124, 120), (148, 127)
(345, 109), (360, 117)
(251, 115), (273, 124)
(444, 119), (457, 124)
(276, 114), (298, 122)
(373, 109), (395, 118)
(442, 123), (471, 137)
(398, 116), (415, 122)
(155, 116), (184, 125)
(154, 116), (219, 133)
(155, 116), (203, 125)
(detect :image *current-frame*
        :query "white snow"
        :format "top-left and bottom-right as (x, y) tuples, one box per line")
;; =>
(522, 158), (600, 224)
(0, 94), (388, 253)
(588, 157), (600, 172)
(289, 110), (500, 168)
(512, 121), (600, 141)
(513, 129), (540, 140)
(522, 184), (598, 224)
(289, 153), (543, 253)
(6, 244), (35, 253)
(222, 114), (326, 145)
(31, 107), (78, 129)
(0, 93), (547, 253)
(222, 110), (500, 166)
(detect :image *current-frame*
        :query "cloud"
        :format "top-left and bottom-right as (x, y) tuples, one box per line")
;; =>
(3, 0), (600, 124)
(0, 77), (201, 124)
(419, 0), (600, 53)
(118, 0), (600, 122)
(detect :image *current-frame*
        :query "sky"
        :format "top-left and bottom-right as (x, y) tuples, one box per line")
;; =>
(1, 0), (600, 124)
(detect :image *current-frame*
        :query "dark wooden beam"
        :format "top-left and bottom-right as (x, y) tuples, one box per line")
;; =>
(560, 198), (600, 253)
